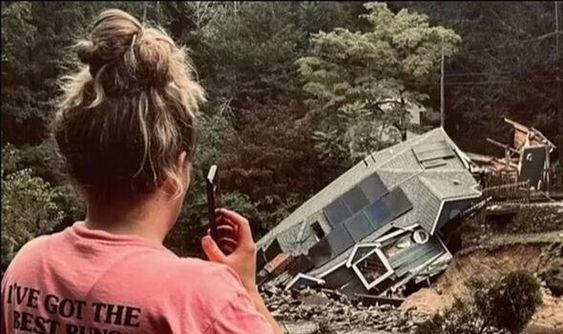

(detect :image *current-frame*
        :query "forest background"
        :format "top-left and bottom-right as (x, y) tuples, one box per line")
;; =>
(2, 1), (561, 269)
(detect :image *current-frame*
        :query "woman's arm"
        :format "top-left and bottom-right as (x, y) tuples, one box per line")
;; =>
(202, 208), (283, 334)
(246, 287), (283, 334)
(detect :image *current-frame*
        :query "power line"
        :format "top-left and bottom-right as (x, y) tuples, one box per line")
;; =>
(445, 79), (556, 86)
(462, 31), (559, 55)
(445, 71), (513, 77)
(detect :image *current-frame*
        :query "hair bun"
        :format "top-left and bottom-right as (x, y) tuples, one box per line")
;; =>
(76, 40), (96, 65)
(135, 30), (174, 87)
(78, 9), (143, 80)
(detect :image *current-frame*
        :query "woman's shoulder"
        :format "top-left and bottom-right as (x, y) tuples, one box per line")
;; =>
(166, 257), (244, 292)
(151, 258), (247, 314)
(9, 234), (51, 263)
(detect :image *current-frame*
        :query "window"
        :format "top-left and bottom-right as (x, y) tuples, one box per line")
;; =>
(351, 248), (394, 290)
(311, 221), (325, 241)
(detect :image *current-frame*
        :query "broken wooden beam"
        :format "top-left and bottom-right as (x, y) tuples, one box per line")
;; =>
(486, 138), (520, 155)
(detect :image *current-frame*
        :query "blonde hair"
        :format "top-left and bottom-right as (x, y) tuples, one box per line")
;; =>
(53, 9), (205, 203)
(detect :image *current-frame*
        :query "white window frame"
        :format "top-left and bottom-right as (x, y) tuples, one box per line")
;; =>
(351, 247), (394, 290)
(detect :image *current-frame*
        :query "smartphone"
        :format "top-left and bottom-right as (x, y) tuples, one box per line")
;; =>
(206, 165), (237, 255)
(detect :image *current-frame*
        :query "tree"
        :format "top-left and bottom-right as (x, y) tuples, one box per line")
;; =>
(163, 111), (266, 257)
(297, 2), (461, 166)
(220, 99), (341, 231)
(396, 2), (560, 155)
(1, 145), (63, 270)
(198, 1), (361, 106)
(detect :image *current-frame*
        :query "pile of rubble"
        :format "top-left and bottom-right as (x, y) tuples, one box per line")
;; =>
(262, 286), (427, 333)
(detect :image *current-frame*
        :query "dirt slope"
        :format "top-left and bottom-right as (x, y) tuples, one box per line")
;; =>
(402, 239), (563, 330)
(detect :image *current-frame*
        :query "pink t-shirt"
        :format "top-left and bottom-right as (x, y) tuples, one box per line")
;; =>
(1, 222), (273, 334)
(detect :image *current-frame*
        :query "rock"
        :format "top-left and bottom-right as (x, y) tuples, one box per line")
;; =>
(300, 292), (330, 306)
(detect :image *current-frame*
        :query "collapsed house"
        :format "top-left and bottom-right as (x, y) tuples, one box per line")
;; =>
(470, 118), (557, 191)
(256, 127), (482, 298)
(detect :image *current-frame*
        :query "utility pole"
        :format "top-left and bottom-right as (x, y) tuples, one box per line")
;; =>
(556, 2), (562, 166)
(440, 42), (445, 128)
(143, 2), (148, 22)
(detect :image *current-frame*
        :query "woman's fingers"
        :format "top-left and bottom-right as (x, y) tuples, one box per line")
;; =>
(201, 235), (227, 263)
(216, 208), (254, 248)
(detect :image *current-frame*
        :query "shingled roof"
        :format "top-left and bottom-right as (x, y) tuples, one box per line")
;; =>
(258, 127), (481, 255)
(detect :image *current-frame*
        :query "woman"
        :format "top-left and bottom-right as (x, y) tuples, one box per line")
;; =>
(1, 9), (282, 334)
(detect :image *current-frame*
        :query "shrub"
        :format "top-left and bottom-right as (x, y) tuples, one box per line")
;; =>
(484, 271), (543, 333)
(416, 270), (543, 334)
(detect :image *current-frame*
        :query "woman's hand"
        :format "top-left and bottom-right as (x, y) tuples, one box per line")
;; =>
(201, 208), (257, 293)
(202, 208), (284, 334)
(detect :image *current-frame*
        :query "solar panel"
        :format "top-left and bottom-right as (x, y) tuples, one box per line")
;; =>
(412, 140), (455, 162)
(343, 211), (375, 242)
(323, 198), (352, 228)
(363, 200), (393, 228)
(325, 224), (355, 256)
(359, 173), (388, 202)
(382, 188), (413, 217)
(342, 186), (369, 213)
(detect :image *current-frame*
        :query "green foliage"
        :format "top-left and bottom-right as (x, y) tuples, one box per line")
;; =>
(164, 112), (238, 257)
(416, 270), (543, 334)
(220, 100), (340, 230)
(297, 2), (461, 165)
(398, 1), (560, 154)
(480, 271), (543, 333)
(199, 2), (361, 104)
(5, 2), (555, 270)
(1, 146), (63, 270)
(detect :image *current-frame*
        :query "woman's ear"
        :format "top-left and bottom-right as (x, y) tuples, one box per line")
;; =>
(175, 151), (191, 192)
(163, 151), (190, 198)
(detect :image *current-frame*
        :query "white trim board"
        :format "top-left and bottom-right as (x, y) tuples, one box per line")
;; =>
(316, 259), (348, 279)
(285, 273), (326, 291)
(345, 243), (380, 268)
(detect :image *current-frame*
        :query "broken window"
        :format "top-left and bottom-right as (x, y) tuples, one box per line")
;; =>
(311, 220), (325, 241)
(265, 238), (282, 262)
(351, 248), (394, 290)
(256, 248), (267, 270)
